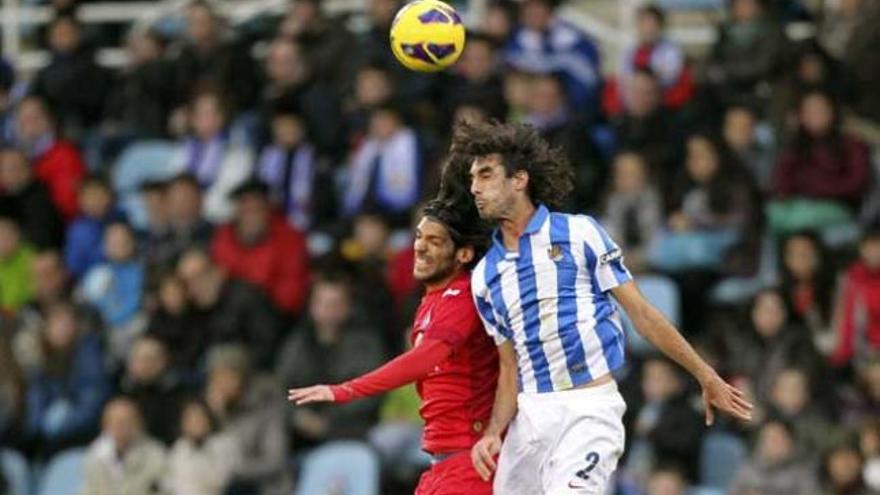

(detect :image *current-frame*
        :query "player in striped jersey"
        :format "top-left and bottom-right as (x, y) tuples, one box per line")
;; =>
(450, 121), (754, 494)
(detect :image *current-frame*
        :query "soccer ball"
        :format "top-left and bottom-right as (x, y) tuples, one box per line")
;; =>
(390, 0), (466, 72)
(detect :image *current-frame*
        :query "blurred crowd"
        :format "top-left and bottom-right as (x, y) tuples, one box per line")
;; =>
(0, 0), (879, 494)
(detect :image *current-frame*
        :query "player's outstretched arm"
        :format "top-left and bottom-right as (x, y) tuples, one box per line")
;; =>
(611, 281), (754, 425)
(472, 341), (518, 481)
(287, 338), (453, 405)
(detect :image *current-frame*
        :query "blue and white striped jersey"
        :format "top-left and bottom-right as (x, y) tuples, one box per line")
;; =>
(471, 204), (632, 394)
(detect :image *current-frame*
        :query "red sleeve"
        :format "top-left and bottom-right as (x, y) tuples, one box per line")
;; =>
(273, 226), (311, 314)
(832, 272), (857, 366)
(330, 339), (453, 403)
(423, 290), (481, 349)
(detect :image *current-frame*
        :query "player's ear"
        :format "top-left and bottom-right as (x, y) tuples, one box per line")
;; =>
(456, 245), (475, 265)
(513, 169), (529, 192)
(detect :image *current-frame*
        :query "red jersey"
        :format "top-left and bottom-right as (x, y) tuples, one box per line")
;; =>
(412, 272), (499, 453)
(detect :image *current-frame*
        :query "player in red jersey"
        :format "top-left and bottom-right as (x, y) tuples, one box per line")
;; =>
(287, 195), (498, 495)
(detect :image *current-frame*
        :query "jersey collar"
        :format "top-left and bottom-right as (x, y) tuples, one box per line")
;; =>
(489, 203), (549, 257)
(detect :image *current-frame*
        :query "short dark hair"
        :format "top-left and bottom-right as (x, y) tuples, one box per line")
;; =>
(78, 173), (112, 193)
(637, 4), (666, 26)
(450, 120), (575, 210)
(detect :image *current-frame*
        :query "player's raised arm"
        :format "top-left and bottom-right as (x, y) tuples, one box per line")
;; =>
(610, 280), (754, 425)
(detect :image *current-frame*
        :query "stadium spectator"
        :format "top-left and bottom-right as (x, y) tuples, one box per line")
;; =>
(136, 179), (170, 276)
(115, 335), (184, 446)
(141, 173), (213, 277)
(166, 398), (240, 495)
(256, 102), (336, 232)
(602, 151), (662, 274)
(447, 33), (506, 121)
(0, 331), (24, 446)
(779, 231), (835, 344)
(169, 0), (259, 114)
(703, 0), (789, 107)
(30, 15), (110, 140)
(839, 358), (880, 427)
(480, 1), (515, 46)
(0, 217), (34, 315)
(611, 69), (678, 181)
(13, 96), (86, 220)
(608, 4), (692, 115)
(624, 356), (703, 484)
(723, 288), (823, 405)
(729, 418), (817, 495)
(170, 89), (253, 224)
(261, 37), (344, 156)
(64, 174), (122, 279)
(14, 250), (103, 352)
(176, 249), (283, 371)
(23, 302), (109, 457)
(276, 272), (384, 445)
(505, 0), (602, 115)
(0, 147), (64, 249)
(819, 441), (871, 495)
(524, 73), (604, 212)
(204, 344), (290, 495)
(104, 29), (175, 144)
(339, 211), (398, 349)
(767, 367), (834, 454)
(772, 40), (848, 134)
(773, 91), (872, 215)
(819, 0), (866, 59)
(211, 179), (311, 315)
(80, 397), (166, 495)
(275, 0), (355, 88)
(722, 104), (775, 193)
(145, 273), (201, 377)
(79, 222), (145, 363)
(832, 229), (880, 367)
(839, 0), (880, 123)
(343, 105), (422, 227)
(342, 64), (396, 147)
(654, 133), (761, 275)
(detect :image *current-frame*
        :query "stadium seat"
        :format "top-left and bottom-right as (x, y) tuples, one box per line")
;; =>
(112, 140), (178, 230)
(710, 230), (780, 305)
(698, 432), (747, 490)
(1, 449), (30, 495)
(38, 448), (86, 495)
(295, 441), (380, 495)
(621, 275), (680, 355)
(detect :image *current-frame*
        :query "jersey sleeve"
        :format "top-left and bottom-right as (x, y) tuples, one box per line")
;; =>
(330, 339), (452, 403)
(470, 271), (511, 345)
(582, 216), (632, 293)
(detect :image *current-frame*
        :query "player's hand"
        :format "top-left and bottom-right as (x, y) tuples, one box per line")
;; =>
(287, 385), (334, 405)
(700, 372), (754, 426)
(471, 433), (502, 481)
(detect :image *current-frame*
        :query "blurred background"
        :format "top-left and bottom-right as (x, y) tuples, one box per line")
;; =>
(0, 0), (878, 494)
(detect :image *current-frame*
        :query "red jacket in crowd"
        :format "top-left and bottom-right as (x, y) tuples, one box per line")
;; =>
(774, 136), (872, 207)
(211, 215), (311, 315)
(33, 140), (86, 220)
(833, 261), (880, 366)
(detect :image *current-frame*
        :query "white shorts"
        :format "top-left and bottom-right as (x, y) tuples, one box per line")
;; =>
(494, 380), (627, 495)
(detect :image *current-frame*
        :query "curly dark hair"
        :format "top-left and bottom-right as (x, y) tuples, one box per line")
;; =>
(423, 153), (493, 268)
(450, 120), (575, 210)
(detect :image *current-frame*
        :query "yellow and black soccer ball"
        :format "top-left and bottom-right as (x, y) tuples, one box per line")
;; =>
(389, 0), (466, 72)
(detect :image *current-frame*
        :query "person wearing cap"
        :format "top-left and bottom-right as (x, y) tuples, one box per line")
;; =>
(288, 161), (499, 494)
(210, 178), (311, 315)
